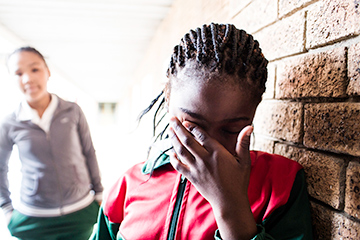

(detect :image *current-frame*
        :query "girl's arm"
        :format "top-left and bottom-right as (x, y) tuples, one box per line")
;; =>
(213, 169), (313, 239)
(76, 104), (103, 201)
(169, 117), (313, 240)
(0, 121), (14, 218)
(169, 117), (257, 240)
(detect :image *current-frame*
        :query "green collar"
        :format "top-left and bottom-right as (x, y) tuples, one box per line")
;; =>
(141, 139), (172, 174)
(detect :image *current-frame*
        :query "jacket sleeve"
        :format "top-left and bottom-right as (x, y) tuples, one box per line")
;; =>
(91, 173), (129, 240)
(215, 169), (313, 240)
(90, 205), (121, 240)
(0, 119), (14, 214)
(76, 104), (103, 200)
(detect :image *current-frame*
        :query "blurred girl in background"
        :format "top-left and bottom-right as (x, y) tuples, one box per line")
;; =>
(0, 47), (103, 240)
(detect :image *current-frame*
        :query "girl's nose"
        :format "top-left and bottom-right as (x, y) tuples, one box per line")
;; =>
(206, 129), (232, 152)
(207, 128), (221, 143)
(22, 73), (32, 84)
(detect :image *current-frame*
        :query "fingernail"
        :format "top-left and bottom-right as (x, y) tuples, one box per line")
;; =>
(247, 126), (253, 136)
(169, 117), (177, 126)
(168, 127), (175, 138)
(183, 122), (192, 130)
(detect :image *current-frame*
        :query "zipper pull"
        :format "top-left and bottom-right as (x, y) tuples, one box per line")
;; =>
(180, 174), (186, 183)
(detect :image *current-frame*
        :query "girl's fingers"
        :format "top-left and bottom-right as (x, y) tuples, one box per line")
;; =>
(169, 126), (195, 166)
(235, 125), (253, 165)
(182, 121), (211, 148)
(169, 117), (208, 160)
(169, 151), (190, 175)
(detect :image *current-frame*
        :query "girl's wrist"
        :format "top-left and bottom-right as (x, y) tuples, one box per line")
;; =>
(212, 196), (257, 240)
(5, 210), (13, 224)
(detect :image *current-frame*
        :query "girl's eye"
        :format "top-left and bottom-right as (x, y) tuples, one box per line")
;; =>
(223, 129), (241, 135)
(15, 72), (22, 77)
(32, 68), (39, 72)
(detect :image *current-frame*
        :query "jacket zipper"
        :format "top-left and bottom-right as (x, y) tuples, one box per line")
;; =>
(46, 115), (64, 214)
(167, 175), (187, 240)
(33, 123), (64, 213)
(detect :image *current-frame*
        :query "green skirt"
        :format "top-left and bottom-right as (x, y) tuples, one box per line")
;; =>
(8, 201), (99, 240)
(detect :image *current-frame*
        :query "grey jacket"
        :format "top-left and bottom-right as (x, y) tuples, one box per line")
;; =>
(0, 96), (103, 216)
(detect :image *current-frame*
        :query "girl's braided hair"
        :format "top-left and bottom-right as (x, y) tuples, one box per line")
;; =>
(139, 23), (268, 143)
(167, 23), (267, 95)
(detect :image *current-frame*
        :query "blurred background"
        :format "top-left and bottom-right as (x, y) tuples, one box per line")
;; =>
(0, 1), (175, 238)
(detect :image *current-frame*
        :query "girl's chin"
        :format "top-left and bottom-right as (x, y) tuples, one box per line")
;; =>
(25, 89), (39, 96)
(25, 91), (47, 102)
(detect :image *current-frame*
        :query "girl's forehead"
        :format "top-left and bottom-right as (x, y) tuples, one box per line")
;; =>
(173, 62), (242, 86)
(8, 51), (44, 69)
(169, 80), (257, 121)
(171, 71), (242, 97)
(13, 51), (40, 61)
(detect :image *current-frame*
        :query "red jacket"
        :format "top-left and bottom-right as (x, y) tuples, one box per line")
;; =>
(92, 151), (313, 240)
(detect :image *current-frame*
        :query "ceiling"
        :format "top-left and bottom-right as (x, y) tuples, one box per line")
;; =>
(0, 0), (174, 102)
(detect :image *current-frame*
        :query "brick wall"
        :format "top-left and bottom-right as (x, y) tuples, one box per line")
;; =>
(130, 0), (360, 238)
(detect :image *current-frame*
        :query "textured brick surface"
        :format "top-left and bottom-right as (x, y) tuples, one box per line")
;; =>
(311, 202), (360, 239)
(311, 202), (334, 239)
(232, 0), (277, 33)
(347, 41), (360, 95)
(276, 47), (347, 99)
(254, 11), (305, 60)
(304, 103), (360, 157)
(345, 161), (360, 219)
(253, 101), (303, 143)
(250, 134), (274, 153)
(201, 0), (228, 21)
(332, 212), (360, 239)
(307, 0), (360, 48)
(275, 144), (345, 209)
(279, 0), (314, 17)
(229, 0), (252, 17)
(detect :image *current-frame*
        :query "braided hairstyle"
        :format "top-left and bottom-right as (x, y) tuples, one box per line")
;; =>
(139, 23), (268, 144)
(167, 23), (267, 99)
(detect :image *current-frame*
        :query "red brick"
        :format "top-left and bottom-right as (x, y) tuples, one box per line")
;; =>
(253, 101), (303, 143)
(304, 103), (360, 157)
(307, 0), (360, 49)
(333, 213), (360, 239)
(232, 0), (277, 33)
(311, 202), (360, 239)
(254, 11), (305, 60)
(347, 41), (360, 96)
(311, 202), (334, 239)
(276, 47), (347, 99)
(345, 161), (360, 219)
(279, 0), (315, 17)
(275, 144), (345, 209)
